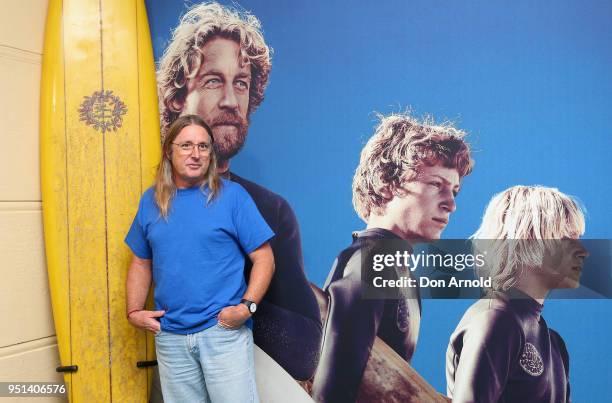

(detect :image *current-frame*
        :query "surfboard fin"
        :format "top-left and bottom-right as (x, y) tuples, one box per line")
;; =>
(136, 360), (158, 368)
(56, 365), (78, 373)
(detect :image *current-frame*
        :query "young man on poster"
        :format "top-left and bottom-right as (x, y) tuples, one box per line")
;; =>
(125, 115), (274, 402)
(446, 186), (588, 402)
(156, 2), (322, 381)
(312, 113), (474, 403)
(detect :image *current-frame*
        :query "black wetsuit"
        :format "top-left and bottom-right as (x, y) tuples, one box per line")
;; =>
(446, 289), (571, 403)
(312, 228), (422, 403)
(229, 173), (322, 381)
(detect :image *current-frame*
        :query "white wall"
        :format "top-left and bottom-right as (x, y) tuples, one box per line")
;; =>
(0, 0), (66, 401)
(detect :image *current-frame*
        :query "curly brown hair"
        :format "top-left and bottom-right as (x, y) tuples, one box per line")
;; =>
(157, 2), (272, 137)
(352, 112), (474, 222)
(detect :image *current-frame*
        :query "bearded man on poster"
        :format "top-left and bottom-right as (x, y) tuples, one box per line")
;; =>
(156, 1), (322, 382)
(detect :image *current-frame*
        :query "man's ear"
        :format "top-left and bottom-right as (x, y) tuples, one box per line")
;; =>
(170, 98), (184, 112)
(379, 186), (394, 201)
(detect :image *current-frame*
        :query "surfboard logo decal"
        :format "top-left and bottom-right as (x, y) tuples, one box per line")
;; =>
(519, 342), (544, 376)
(79, 90), (128, 133)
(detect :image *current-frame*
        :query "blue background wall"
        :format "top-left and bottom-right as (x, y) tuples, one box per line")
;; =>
(146, 1), (612, 399)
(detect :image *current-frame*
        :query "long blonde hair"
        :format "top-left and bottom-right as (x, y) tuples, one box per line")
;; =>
(154, 115), (222, 218)
(472, 185), (586, 291)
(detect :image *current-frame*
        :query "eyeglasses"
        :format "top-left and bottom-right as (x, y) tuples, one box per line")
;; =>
(172, 142), (212, 154)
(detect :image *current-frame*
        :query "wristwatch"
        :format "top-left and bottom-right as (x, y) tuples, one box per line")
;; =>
(240, 299), (257, 314)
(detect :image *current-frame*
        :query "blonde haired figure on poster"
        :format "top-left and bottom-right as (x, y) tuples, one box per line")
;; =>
(446, 185), (588, 402)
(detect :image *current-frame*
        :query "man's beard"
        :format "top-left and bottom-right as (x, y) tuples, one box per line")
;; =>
(208, 111), (249, 161)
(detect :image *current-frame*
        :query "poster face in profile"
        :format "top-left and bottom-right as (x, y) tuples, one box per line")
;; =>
(146, 1), (612, 401)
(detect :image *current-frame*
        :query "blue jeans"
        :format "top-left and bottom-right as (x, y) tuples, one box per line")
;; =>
(155, 324), (259, 403)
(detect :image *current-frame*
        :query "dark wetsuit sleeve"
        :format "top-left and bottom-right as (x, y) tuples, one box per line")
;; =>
(269, 197), (321, 320)
(550, 329), (571, 403)
(312, 269), (385, 403)
(253, 300), (322, 380)
(450, 311), (523, 403)
(229, 174), (322, 380)
(250, 197), (322, 380)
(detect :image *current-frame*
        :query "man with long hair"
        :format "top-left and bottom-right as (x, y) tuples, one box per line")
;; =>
(446, 185), (588, 402)
(125, 115), (275, 402)
(312, 112), (474, 402)
(157, 2), (322, 381)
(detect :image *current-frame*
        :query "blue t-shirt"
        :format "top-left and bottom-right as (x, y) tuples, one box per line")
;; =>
(125, 179), (274, 334)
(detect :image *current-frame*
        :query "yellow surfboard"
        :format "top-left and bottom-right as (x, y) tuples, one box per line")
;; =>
(40, 0), (160, 401)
